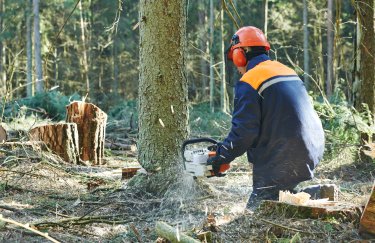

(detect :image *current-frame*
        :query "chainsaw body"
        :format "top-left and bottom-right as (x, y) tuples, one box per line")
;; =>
(182, 138), (230, 177)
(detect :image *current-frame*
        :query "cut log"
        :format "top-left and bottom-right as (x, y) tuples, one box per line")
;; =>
(105, 142), (137, 151)
(359, 181), (375, 237)
(66, 101), (107, 165)
(122, 167), (140, 179)
(260, 200), (362, 223)
(155, 221), (200, 243)
(29, 123), (80, 163)
(0, 125), (7, 143)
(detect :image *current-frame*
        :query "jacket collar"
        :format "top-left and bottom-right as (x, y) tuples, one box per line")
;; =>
(246, 54), (270, 71)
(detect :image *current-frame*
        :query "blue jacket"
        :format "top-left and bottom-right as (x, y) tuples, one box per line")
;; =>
(217, 54), (325, 189)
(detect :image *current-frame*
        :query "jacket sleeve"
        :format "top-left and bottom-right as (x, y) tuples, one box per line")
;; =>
(216, 81), (261, 164)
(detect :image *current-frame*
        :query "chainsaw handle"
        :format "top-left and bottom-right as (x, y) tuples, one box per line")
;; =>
(181, 138), (218, 163)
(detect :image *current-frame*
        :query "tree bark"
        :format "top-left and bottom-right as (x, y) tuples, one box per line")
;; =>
(263, 0), (268, 37)
(355, 0), (375, 115)
(66, 101), (107, 165)
(138, 0), (188, 190)
(33, 0), (43, 93)
(359, 181), (375, 237)
(26, 0), (33, 97)
(29, 123), (80, 163)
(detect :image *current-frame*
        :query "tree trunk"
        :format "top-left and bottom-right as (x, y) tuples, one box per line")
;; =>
(33, 0), (43, 93)
(26, 0), (33, 97)
(209, 0), (215, 112)
(263, 0), (268, 37)
(355, 0), (375, 115)
(29, 123), (80, 163)
(220, 3), (228, 113)
(66, 101), (107, 165)
(0, 0), (4, 98)
(113, 33), (119, 98)
(326, 0), (334, 98)
(303, 0), (310, 89)
(198, 5), (207, 101)
(79, 0), (90, 95)
(138, 0), (188, 192)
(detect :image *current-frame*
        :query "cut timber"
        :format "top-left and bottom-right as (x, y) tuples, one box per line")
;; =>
(29, 123), (79, 163)
(260, 200), (362, 223)
(66, 101), (107, 165)
(155, 221), (200, 243)
(0, 125), (7, 143)
(359, 181), (375, 237)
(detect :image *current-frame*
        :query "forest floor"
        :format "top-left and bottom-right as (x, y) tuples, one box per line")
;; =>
(0, 117), (374, 242)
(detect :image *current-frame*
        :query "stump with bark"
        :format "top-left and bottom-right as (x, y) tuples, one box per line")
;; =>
(66, 101), (107, 165)
(29, 123), (80, 163)
(359, 181), (375, 237)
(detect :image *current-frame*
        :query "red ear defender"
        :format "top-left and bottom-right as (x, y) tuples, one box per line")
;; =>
(232, 48), (247, 67)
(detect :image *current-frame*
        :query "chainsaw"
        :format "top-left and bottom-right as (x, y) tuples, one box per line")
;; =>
(182, 138), (230, 177)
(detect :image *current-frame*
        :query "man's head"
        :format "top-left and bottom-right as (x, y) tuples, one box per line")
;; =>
(227, 26), (270, 74)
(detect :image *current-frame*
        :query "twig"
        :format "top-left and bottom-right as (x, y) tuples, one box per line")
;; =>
(130, 223), (143, 242)
(0, 214), (60, 243)
(0, 204), (22, 214)
(257, 217), (324, 235)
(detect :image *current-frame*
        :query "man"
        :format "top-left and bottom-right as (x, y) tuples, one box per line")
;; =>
(209, 26), (325, 209)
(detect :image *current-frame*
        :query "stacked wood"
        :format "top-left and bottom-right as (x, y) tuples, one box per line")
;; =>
(66, 101), (107, 165)
(0, 125), (7, 143)
(359, 181), (375, 237)
(260, 200), (362, 223)
(29, 123), (80, 163)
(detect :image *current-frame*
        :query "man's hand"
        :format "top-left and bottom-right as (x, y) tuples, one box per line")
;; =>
(207, 156), (227, 177)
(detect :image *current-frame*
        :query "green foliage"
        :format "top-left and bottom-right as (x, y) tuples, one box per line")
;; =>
(189, 102), (231, 139)
(314, 98), (374, 160)
(1, 91), (80, 121)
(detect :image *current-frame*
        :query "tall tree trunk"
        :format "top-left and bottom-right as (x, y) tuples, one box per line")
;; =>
(137, 0), (188, 192)
(303, 0), (310, 89)
(26, 0), (33, 97)
(79, 0), (90, 95)
(198, 5), (207, 101)
(113, 33), (119, 98)
(0, 0), (5, 97)
(33, 0), (43, 93)
(209, 0), (214, 112)
(326, 0), (334, 98)
(355, 0), (375, 115)
(220, 3), (228, 113)
(263, 0), (268, 36)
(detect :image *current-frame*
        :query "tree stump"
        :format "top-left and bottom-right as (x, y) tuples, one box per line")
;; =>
(359, 181), (375, 237)
(259, 200), (363, 223)
(66, 101), (107, 165)
(29, 123), (80, 163)
(0, 125), (7, 143)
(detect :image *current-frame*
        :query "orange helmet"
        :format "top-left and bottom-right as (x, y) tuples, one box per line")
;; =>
(227, 26), (270, 67)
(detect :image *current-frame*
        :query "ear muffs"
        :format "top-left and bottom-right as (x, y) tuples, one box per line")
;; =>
(232, 48), (247, 67)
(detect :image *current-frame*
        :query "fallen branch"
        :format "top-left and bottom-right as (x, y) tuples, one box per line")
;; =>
(0, 204), (22, 214)
(155, 221), (200, 243)
(0, 214), (60, 243)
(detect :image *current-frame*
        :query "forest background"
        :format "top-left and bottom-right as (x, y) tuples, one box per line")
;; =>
(0, 0), (374, 161)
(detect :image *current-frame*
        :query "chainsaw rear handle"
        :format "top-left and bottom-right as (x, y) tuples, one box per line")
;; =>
(181, 138), (218, 163)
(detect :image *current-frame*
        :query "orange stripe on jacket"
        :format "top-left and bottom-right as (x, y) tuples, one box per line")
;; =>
(240, 60), (297, 91)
